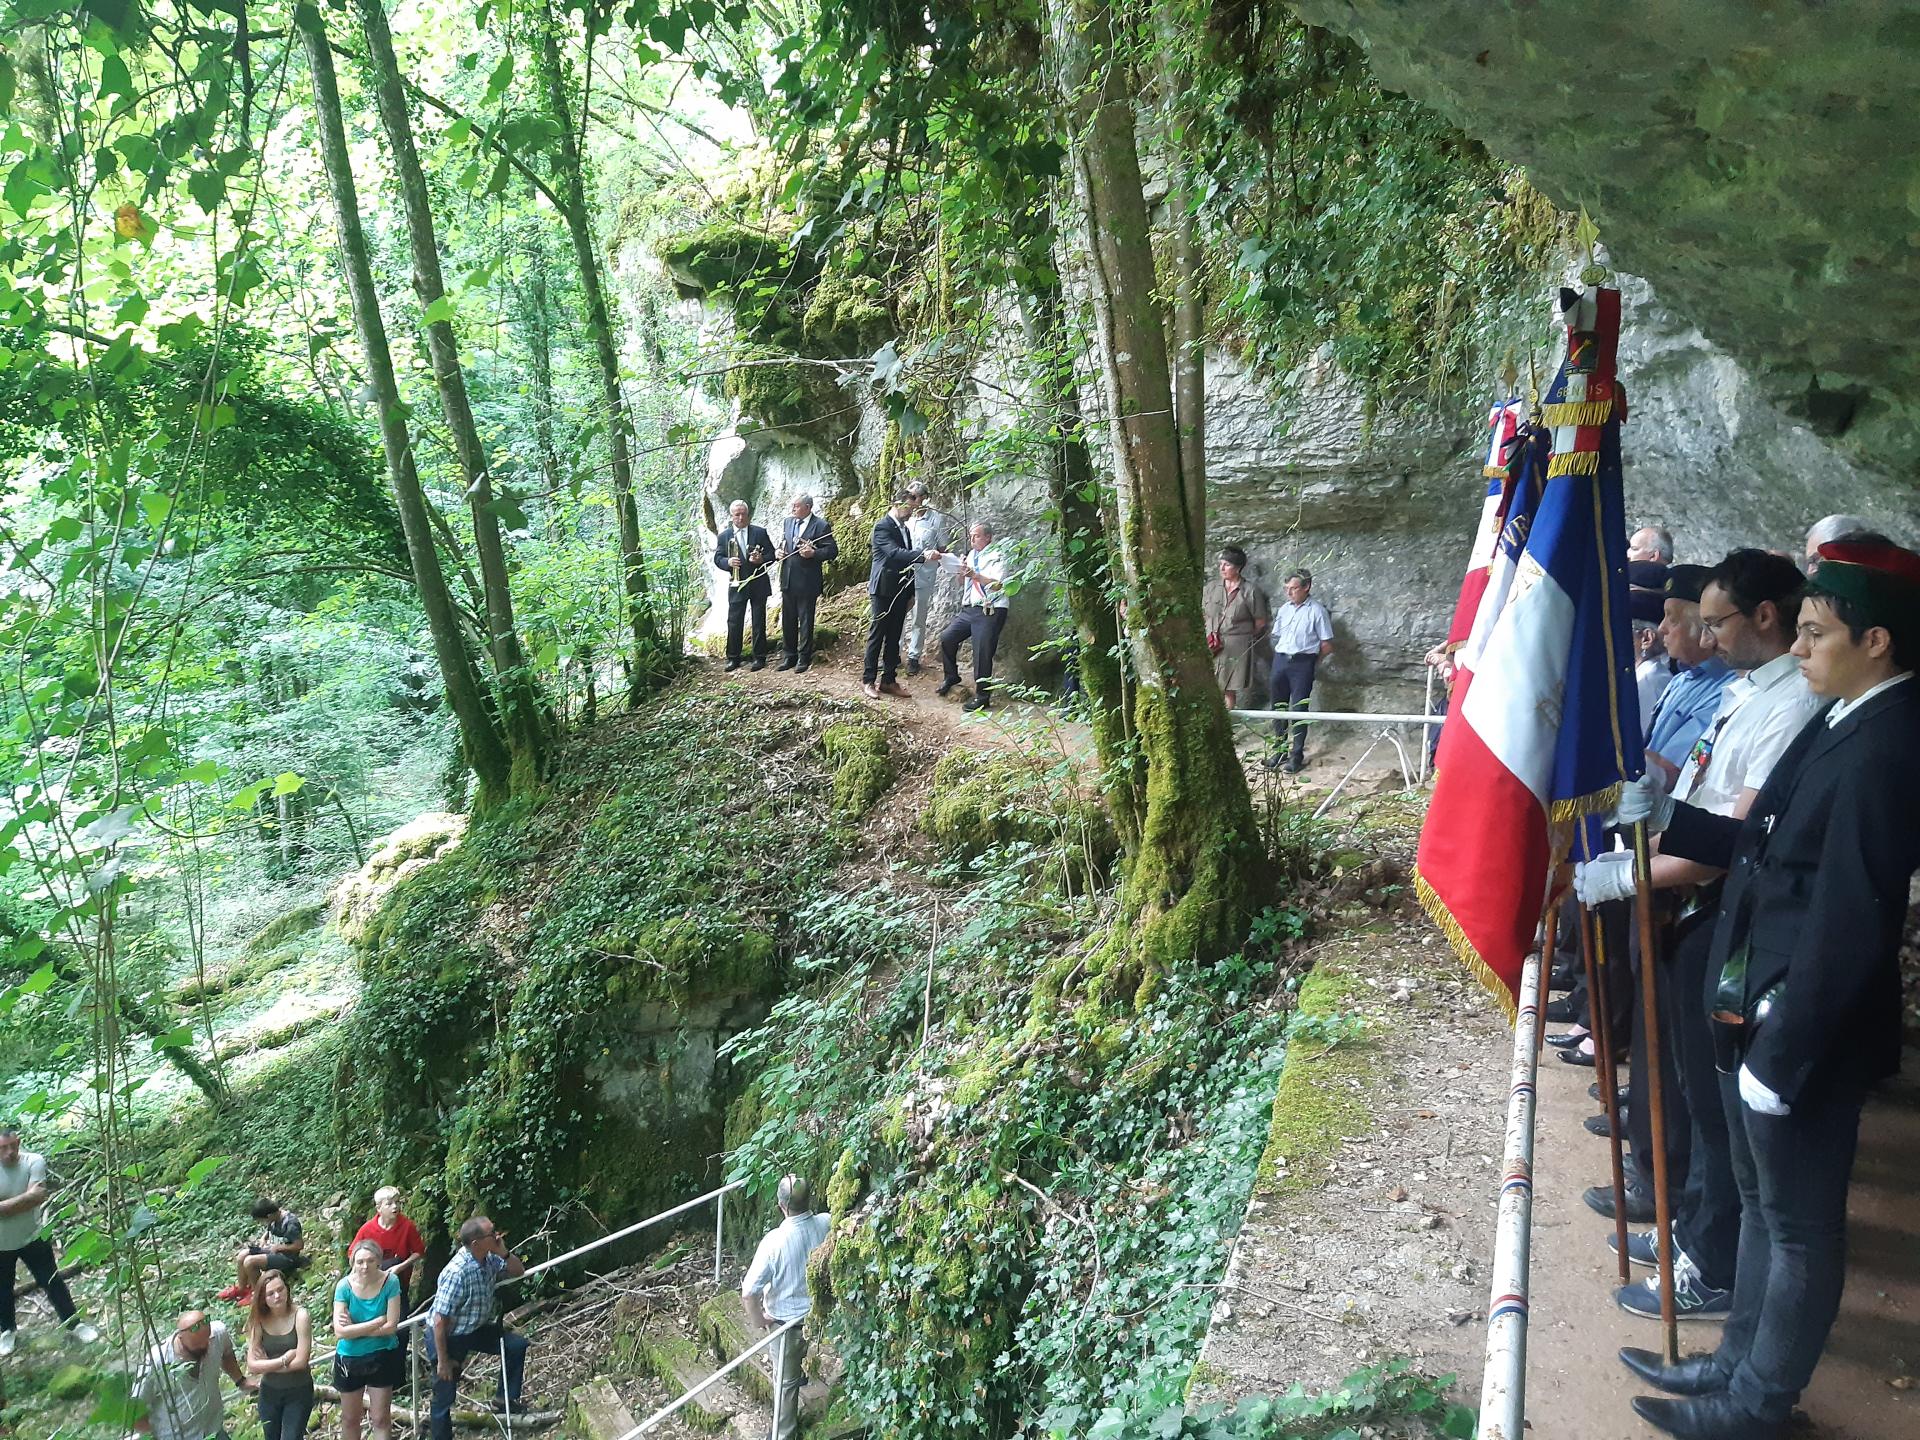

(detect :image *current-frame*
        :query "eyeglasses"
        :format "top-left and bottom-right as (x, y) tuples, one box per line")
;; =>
(1698, 604), (1751, 635)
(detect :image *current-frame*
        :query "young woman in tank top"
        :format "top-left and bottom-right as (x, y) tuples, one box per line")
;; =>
(246, 1269), (314, 1440)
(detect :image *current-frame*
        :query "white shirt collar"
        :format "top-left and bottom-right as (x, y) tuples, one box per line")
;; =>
(1745, 650), (1801, 692)
(1826, 671), (1911, 727)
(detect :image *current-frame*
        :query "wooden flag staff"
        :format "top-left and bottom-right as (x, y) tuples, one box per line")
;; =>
(1633, 820), (1682, 1362)
(1579, 901), (1633, 1284)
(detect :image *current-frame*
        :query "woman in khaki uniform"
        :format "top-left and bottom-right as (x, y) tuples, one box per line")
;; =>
(1203, 546), (1271, 708)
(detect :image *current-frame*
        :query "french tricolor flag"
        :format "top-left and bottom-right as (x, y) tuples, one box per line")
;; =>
(1416, 288), (1643, 1015)
(1443, 396), (1527, 654)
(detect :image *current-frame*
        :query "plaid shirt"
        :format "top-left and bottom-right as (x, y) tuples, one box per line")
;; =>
(430, 1248), (505, 1336)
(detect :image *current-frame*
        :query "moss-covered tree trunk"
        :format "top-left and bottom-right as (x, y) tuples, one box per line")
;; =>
(531, 0), (654, 700)
(1020, 247), (1141, 851)
(1069, 0), (1264, 992)
(354, 0), (546, 786)
(297, 3), (512, 808)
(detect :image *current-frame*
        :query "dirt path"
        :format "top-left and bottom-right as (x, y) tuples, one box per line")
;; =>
(1195, 905), (1920, 1438)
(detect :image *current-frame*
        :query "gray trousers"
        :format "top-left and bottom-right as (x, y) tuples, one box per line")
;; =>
(907, 581), (936, 660)
(768, 1326), (806, 1440)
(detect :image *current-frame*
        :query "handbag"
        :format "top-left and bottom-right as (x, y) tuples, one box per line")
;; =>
(1206, 632), (1222, 656)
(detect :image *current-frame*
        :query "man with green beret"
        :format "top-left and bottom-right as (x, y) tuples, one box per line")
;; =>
(1606, 538), (1920, 1439)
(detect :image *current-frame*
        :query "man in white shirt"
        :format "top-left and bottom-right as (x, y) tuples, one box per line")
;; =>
(903, 482), (953, 677)
(741, 1176), (830, 1440)
(1575, 549), (1823, 1322)
(0, 1124), (100, 1353)
(1266, 568), (1334, 773)
(134, 1310), (252, 1440)
(935, 521), (1011, 713)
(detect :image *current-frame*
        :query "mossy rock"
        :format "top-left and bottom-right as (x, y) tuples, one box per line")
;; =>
(246, 902), (327, 955)
(638, 1329), (732, 1432)
(921, 751), (1118, 885)
(1255, 962), (1376, 1195)
(820, 721), (894, 820)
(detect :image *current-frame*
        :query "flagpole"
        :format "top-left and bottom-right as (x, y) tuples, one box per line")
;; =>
(1579, 901), (1632, 1283)
(1632, 820), (1682, 1362)
(1476, 938), (1545, 1440)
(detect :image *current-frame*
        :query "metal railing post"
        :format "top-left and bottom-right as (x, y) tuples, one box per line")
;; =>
(1421, 663), (1436, 783)
(713, 1193), (725, 1288)
(501, 1336), (513, 1437)
(770, 1325), (786, 1439)
(409, 1334), (421, 1438)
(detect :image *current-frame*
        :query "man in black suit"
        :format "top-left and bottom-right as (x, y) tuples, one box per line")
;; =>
(774, 493), (837, 673)
(714, 499), (774, 671)
(863, 492), (927, 700)
(1613, 538), (1920, 1440)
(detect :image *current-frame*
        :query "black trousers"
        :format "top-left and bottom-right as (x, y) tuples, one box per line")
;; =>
(1269, 652), (1318, 764)
(1568, 896), (1633, 1043)
(940, 605), (1008, 695)
(726, 588), (768, 662)
(1628, 908), (1690, 1203)
(863, 581), (912, 684)
(1670, 911), (1741, 1289)
(0, 1237), (78, 1331)
(782, 589), (819, 666)
(1715, 1072), (1864, 1424)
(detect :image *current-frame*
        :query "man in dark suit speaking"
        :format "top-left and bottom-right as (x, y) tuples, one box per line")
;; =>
(715, 499), (774, 671)
(774, 493), (837, 673)
(863, 492), (926, 700)
(1613, 537), (1920, 1440)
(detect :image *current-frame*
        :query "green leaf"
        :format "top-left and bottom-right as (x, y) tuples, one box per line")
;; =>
(484, 53), (515, 104)
(271, 771), (304, 796)
(151, 1026), (195, 1051)
(140, 492), (172, 528)
(184, 1154), (226, 1187)
(186, 166), (226, 214)
(182, 759), (221, 783)
(446, 116), (472, 144)
(17, 963), (56, 996)
(422, 294), (458, 325)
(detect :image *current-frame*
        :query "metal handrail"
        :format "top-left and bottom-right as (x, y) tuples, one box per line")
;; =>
(623, 1315), (802, 1437)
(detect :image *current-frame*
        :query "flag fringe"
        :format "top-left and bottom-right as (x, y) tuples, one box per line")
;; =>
(1542, 399), (1613, 428)
(1548, 780), (1623, 826)
(1414, 869), (1520, 1025)
(1483, 464), (1509, 478)
(1547, 450), (1602, 478)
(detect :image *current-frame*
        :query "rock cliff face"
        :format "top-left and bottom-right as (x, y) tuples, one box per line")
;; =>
(670, 274), (1911, 712)
(1288, 0), (1920, 476)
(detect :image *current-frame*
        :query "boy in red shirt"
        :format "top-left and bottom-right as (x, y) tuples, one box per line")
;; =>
(353, 1186), (426, 1315)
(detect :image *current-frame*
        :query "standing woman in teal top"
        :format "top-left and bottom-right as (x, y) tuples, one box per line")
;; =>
(334, 1238), (402, 1440)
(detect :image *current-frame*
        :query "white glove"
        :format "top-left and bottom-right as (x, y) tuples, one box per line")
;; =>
(1613, 773), (1675, 833)
(1573, 852), (1636, 906)
(1738, 1064), (1790, 1116)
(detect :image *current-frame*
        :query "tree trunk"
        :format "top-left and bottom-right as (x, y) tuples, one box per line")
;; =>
(296, 2), (512, 808)
(521, 253), (565, 520)
(353, 0), (546, 782)
(1020, 240), (1140, 851)
(1069, 0), (1264, 994)
(1158, 14), (1207, 556)
(530, 0), (653, 700)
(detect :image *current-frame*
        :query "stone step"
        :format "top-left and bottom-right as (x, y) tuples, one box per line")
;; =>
(565, 1377), (637, 1440)
(637, 1325), (745, 1432)
(695, 1293), (835, 1428)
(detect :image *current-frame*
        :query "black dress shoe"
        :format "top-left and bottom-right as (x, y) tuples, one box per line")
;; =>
(1548, 964), (1578, 992)
(963, 696), (990, 713)
(1544, 996), (1577, 1023)
(724, 659), (742, 671)
(777, 657), (797, 671)
(1589, 1082), (1628, 1105)
(1630, 1392), (1782, 1439)
(1585, 1110), (1629, 1137)
(1584, 1180), (1657, 1223)
(1618, 1347), (1728, 1397)
(936, 680), (959, 697)
(795, 661), (811, 673)
(1558, 1045), (1622, 1068)
(1544, 1028), (1590, 1049)
(906, 658), (922, 676)
(749, 658), (766, 671)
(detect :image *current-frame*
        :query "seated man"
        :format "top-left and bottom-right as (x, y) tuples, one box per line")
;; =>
(220, 1197), (305, 1304)
(935, 521), (1011, 712)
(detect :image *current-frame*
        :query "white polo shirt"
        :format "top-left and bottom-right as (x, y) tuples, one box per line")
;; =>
(741, 1212), (830, 1323)
(1673, 651), (1823, 815)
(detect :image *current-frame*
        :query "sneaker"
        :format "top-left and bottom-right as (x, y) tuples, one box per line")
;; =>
(1616, 1252), (1732, 1322)
(1607, 1228), (1661, 1270)
(0, 1330), (15, 1358)
(68, 1320), (101, 1344)
(1584, 1110), (1630, 1137)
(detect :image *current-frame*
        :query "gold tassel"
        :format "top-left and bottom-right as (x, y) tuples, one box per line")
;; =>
(1548, 780), (1623, 825)
(1414, 870), (1520, 1024)
(1482, 464), (1508, 478)
(1547, 449), (1602, 478)
(1542, 399), (1613, 428)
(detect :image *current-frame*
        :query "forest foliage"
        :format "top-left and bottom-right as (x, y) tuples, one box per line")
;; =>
(0, 0), (1560, 1433)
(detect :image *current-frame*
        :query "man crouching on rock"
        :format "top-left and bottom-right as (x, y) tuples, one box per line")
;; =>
(741, 1176), (829, 1440)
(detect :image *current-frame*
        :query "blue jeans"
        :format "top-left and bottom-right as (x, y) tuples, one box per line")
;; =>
(427, 1324), (528, 1440)
(257, 1385), (314, 1440)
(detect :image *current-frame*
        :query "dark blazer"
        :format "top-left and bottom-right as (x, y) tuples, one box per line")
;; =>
(714, 523), (774, 600)
(868, 512), (918, 598)
(776, 513), (838, 599)
(1660, 679), (1920, 1105)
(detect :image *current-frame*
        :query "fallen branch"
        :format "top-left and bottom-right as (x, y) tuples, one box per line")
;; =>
(311, 1386), (563, 1430)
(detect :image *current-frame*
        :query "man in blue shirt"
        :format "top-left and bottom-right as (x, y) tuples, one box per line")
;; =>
(428, 1216), (527, 1440)
(1646, 564), (1734, 780)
